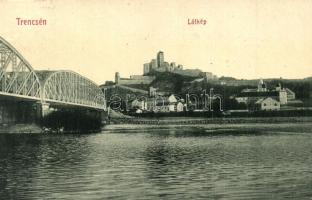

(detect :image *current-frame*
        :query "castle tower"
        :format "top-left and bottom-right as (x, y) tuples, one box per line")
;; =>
(143, 63), (150, 75)
(157, 51), (164, 67)
(115, 72), (120, 84)
(170, 62), (176, 71)
(150, 59), (157, 70)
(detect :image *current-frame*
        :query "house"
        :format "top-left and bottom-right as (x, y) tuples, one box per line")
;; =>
(168, 94), (178, 103)
(135, 109), (143, 114)
(154, 94), (178, 112)
(131, 99), (147, 110)
(254, 97), (280, 111)
(154, 102), (170, 113)
(176, 102), (184, 112)
(285, 88), (296, 100)
(234, 80), (294, 106)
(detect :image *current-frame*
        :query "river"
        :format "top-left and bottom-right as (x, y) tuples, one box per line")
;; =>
(1, 122), (312, 199)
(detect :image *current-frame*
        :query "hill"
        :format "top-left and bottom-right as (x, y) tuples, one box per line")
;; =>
(149, 72), (198, 94)
(103, 71), (312, 108)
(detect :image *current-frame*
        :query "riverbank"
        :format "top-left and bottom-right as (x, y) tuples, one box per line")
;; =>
(0, 124), (101, 134)
(108, 116), (312, 125)
(0, 124), (42, 134)
(104, 120), (312, 136)
(2, 117), (312, 134)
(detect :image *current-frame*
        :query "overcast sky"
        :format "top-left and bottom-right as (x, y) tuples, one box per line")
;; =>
(1, 0), (312, 84)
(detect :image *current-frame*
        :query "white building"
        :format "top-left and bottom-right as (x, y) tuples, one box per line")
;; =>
(176, 102), (184, 112)
(255, 97), (280, 111)
(155, 94), (178, 112)
(131, 99), (147, 110)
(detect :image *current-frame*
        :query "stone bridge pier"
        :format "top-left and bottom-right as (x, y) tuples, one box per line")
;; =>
(0, 99), (38, 125)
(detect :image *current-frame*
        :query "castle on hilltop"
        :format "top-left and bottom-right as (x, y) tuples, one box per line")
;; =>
(143, 51), (183, 75)
(112, 51), (217, 86)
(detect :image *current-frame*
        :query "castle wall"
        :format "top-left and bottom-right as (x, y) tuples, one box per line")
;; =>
(118, 76), (155, 85)
(150, 59), (157, 70)
(143, 63), (150, 75)
(172, 69), (202, 77)
(130, 75), (155, 80)
(154, 67), (167, 72)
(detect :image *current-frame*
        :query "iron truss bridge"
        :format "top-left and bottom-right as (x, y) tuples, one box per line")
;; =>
(0, 37), (106, 110)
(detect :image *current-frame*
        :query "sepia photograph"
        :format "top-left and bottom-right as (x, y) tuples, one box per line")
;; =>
(1, 0), (312, 199)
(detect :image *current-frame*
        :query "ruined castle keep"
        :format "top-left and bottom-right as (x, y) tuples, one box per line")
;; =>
(143, 51), (183, 75)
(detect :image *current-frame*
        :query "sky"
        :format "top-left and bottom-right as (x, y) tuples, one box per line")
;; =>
(1, 0), (312, 84)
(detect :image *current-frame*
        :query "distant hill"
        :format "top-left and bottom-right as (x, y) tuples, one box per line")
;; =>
(304, 77), (312, 81)
(219, 76), (237, 81)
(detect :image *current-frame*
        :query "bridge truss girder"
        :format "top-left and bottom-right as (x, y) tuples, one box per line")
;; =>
(0, 38), (41, 100)
(43, 71), (106, 110)
(0, 37), (106, 111)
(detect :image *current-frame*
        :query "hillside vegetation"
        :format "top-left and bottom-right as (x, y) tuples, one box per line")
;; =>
(105, 71), (312, 110)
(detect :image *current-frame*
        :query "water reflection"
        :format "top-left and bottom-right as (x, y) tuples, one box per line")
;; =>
(0, 123), (312, 199)
(0, 134), (93, 199)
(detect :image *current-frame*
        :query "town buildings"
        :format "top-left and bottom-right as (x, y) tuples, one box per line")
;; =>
(130, 94), (185, 113)
(234, 79), (296, 111)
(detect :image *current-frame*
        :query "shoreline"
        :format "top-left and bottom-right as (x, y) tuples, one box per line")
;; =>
(0, 123), (101, 134)
(108, 116), (312, 125)
(104, 120), (312, 134)
(104, 121), (312, 130)
(1, 116), (312, 134)
(0, 124), (42, 134)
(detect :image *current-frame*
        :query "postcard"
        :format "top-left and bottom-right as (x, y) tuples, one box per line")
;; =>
(1, 0), (312, 199)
